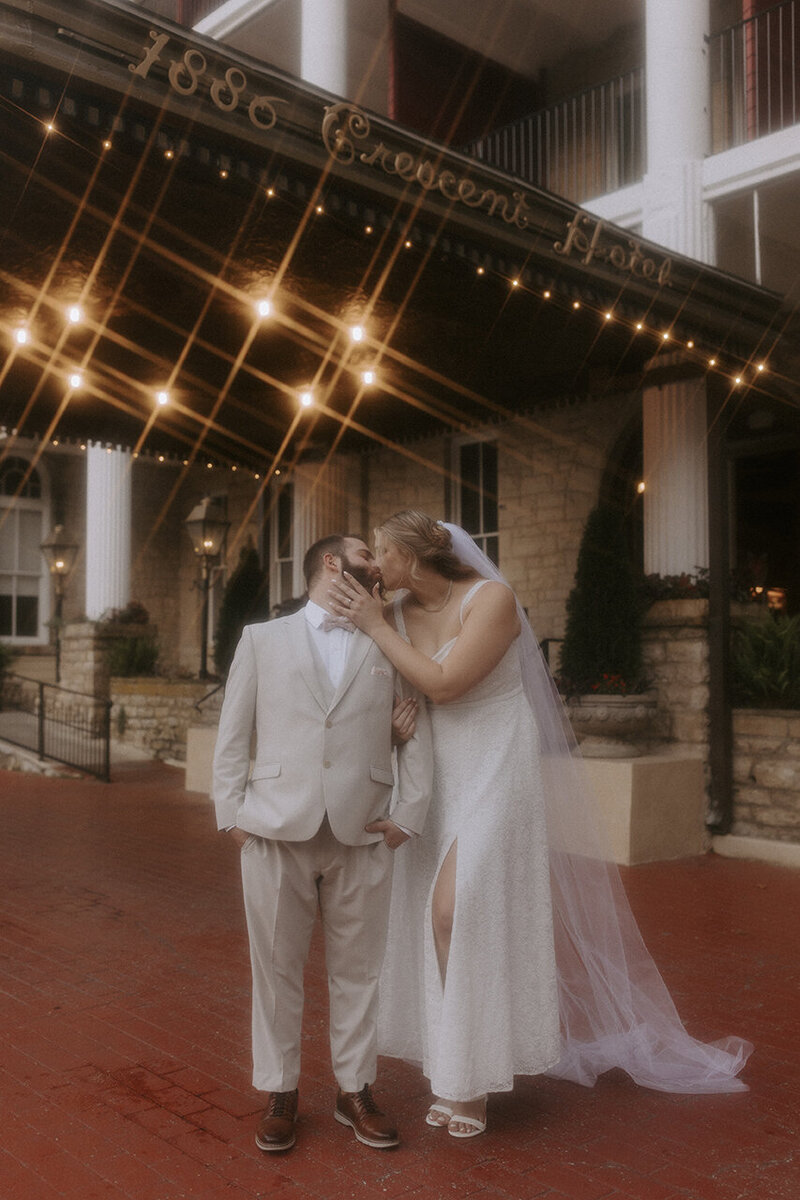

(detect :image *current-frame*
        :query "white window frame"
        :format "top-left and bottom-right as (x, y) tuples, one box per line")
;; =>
(0, 455), (51, 645)
(450, 436), (500, 564)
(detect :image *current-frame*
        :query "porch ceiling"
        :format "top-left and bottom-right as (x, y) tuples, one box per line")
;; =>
(0, 0), (793, 476)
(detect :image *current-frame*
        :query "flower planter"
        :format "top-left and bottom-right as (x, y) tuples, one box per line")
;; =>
(566, 691), (659, 758)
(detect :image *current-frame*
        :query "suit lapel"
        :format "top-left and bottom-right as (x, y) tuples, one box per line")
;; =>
(329, 630), (373, 711)
(285, 610), (334, 712)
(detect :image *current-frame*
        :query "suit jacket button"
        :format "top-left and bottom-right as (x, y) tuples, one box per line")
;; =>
(325, 718), (333, 728)
(323, 760), (331, 768)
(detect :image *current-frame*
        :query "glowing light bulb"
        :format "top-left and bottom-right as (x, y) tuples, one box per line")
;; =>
(573, 300), (581, 310)
(662, 331), (670, 341)
(102, 139), (112, 150)
(256, 299), (272, 318)
(605, 311), (613, 321)
(69, 372), (83, 389)
(299, 390), (314, 409)
(67, 305), (83, 325)
(757, 362), (765, 372)
(315, 204), (324, 214)
(15, 327), (29, 345)
(156, 390), (169, 406)
(543, 290), (551, 299)
(637, 481), (646, 494)
(361, 369), (376, 386)
(687, 340), (695, 349)
(511, 279), (520, 288)
(477, 266), (485, 276)
(349, 325), (364, 343)
(635, 322), (643, 331)
(365, 225), (373, 234)
(266, 187), (275, 197)
(708, 357), (717, 367)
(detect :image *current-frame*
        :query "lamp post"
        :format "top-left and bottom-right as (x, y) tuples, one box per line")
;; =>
(40, 524), (79, 684)
(185, 498), (229, 680)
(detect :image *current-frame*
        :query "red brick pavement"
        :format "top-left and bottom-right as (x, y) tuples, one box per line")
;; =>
(1, 760), (798, 1199)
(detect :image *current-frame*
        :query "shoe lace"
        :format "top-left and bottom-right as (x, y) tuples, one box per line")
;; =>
(269, 1091), (295, 1117)
(355, 1085), (380, 1114)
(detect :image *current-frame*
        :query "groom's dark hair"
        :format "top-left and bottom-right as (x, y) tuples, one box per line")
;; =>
(303, 534), (361, 588)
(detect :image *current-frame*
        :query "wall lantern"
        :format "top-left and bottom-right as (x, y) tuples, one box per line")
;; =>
(185, 497), (229, 680)
(40, 524), (79, 683)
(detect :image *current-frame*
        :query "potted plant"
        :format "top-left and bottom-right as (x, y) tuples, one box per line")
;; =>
(559, 504), (655, 756)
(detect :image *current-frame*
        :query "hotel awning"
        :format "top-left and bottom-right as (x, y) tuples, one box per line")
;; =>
(0, 0), (792, 473)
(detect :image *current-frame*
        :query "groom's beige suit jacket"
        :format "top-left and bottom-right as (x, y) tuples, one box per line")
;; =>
(213, 608), (432, 844)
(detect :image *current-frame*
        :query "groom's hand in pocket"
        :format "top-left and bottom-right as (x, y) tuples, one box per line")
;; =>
(365, 819), (410, 850)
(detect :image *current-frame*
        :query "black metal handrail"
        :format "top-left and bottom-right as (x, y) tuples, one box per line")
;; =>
(709, 0), (799, 151)
(0, 673), (111, 780)
(465, 68), (646, 204)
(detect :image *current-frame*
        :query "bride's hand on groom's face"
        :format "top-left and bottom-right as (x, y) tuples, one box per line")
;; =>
(329, 572), (385, 633)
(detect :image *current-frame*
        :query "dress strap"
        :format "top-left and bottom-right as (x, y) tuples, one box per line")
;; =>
(459, 578), (490, 625)
(392, 592), (410, 642)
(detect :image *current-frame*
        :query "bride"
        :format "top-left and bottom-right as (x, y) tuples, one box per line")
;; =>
(329, 510), (751, 1139)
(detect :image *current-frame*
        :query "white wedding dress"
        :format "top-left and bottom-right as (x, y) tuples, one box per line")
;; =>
(379, 581), (562, 1100)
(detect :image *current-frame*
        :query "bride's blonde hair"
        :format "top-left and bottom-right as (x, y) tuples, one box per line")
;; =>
(375, 511), (473, 582)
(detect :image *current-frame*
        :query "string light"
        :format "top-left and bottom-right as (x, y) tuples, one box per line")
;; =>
(361, 369), (376, 386)
(635, 322), (643, 331)
(256, 299), (272, 318)
(15, 327), (29, 345)
(156, 390), (169, 406)
(708, 357), (717, 367)
(637, 481), (646, 494)
(686, 340), (694, 348)
(69, 372), (83, 389)
(572, 300), (581, 310)
(299, 390), (314, 408)
(661, 331), (670, 341)
(543, 290), (551, 299)
(511, 278), (520, 288)
(349, 325), (364, 343)
(757, 362), (766, 372)
(315, 204), (324, 214)
(102, 139), (112, 151)
(364, 224), (373, 234)
(476, 266), (485, 276)
(67, 305), (83, 325)
(604, 311), (613, 321)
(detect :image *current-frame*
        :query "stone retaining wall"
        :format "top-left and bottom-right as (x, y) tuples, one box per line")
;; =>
(110, 678), (222, 761)
(732, 709), (800, 842)
(641, 599), (710, 752)
(60, 622), (158, 699)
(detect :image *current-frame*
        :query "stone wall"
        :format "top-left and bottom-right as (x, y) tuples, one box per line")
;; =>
(110, 678), (222, 761)
(641, 599), (710, 752)
(60, 622), (159, 699)
(732, 710), (800, 842)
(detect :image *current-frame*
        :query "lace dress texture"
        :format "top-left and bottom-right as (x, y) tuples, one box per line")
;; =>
(378, 582), (562, 1100)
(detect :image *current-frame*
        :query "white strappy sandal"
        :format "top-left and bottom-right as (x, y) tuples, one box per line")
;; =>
(425, 1101), (454, 1127)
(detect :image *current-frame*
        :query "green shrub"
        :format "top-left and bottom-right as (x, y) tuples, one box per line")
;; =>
(559, 504), (644, 695)
(215, 546), (269, 677)
(731, 615), (800, 709)
(0, 641), (13, 677)
(107, 636), (159, 677)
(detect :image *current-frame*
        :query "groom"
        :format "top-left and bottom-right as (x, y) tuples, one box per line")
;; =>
(212, 534), (432, 1153)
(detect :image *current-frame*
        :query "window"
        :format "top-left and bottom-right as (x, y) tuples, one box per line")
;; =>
(0, 457), (48, 641)
(267, 479), (297, 609)
(452, 439), (499, 564)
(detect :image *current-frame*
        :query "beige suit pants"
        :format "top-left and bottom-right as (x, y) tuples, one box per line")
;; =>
(240, 816), (394, 1093)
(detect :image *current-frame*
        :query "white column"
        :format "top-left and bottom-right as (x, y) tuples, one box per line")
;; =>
(642, 0), (710, 259)
(301, 0), (347, 95)
(85, 444), (131, 619)
(642, 378), (709, 576)
(292, 460), (349, 594)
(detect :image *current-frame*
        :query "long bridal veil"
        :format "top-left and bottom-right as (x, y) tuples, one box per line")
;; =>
(443, 522), (751, 1093)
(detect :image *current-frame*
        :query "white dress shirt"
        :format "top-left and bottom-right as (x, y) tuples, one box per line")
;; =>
(304, 599), (354, 688)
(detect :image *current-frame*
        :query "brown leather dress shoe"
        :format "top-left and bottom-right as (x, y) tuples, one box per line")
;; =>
(334, 1084), (400, 1148)
(255, 1089), (298, 1152)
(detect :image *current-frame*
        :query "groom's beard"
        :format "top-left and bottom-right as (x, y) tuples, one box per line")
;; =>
(341, 555), (384, 598)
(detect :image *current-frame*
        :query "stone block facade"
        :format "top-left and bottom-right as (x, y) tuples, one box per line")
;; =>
(110, 678), (222, 761)
(60, 622), (159, 699)
(732, 710), (800, 841)
(641, 600), (710, 752)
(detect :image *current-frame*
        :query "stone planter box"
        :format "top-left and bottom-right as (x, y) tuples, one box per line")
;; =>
(566, 691), (659, 757)
(110, 677), (220, 762)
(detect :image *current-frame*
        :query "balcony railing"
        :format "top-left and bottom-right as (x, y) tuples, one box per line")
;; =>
(710, 0), (800, 151)
(466, 68), (645, 204)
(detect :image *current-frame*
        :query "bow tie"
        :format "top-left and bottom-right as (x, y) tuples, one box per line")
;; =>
(320, 614), (355, 633)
